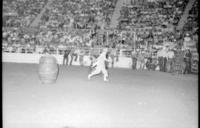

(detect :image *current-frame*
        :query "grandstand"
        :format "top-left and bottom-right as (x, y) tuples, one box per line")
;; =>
(2, 0), (198, 79)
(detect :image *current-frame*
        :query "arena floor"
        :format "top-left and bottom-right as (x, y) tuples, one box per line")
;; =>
(3, 63), (198, 128)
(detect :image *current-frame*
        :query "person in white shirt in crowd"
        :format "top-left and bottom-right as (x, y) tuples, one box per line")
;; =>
(131, 49), (137, 70)
(162, 46), (168, 72)
(88, 48), (111, 82)
(166, 48), (175, 73)
(136, 51), (145, 70)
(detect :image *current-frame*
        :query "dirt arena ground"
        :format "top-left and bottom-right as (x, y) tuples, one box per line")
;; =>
(3, 63), (198, 128)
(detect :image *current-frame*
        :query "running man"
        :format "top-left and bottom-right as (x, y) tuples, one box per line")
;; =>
(88, 48), (111, 82)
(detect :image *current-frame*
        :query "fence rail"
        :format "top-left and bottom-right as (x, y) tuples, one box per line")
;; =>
(2, 47), (134, 58)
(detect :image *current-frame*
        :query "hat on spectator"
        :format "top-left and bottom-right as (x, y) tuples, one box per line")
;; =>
(186, 33), (189, 36)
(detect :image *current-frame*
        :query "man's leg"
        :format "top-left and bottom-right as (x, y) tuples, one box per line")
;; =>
(132, 61), (134, 69)
(188, 61), (191, 74)
(132, 58), (134, 69)
(111, 56), (114, 68)
(136, 61), (140, 70)
(168, 59), (172, 73)
(66, 55), (69, 65)
(158, 57), (162, 71)
(63, 57), (66, 65)
(142, 62), (145, 70)
(79, 55), (83, 66)
(163, 57), (167, 72)
(186, 62), (190, 74)
(116, 55), (119, 62)
(140, 62), (143, 70)
(161, 57), (164, 71)
(134, 58), (137, 69)
(74, 54), (78, 61)
(102, 68), (109, 81)
(183, 63), (187, 74)
(70, 54), (73, 65)
(88, 67), (101, 80)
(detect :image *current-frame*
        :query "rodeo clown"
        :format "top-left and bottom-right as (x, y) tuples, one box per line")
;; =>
(88, 48), (111, 82)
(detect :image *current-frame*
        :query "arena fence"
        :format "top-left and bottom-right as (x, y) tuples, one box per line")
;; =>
(2, 52), (133, 68)
(2, 47), (198, 73)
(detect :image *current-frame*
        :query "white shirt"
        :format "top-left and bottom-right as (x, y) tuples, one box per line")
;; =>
(93, 52), (109, 69)
(157, 49), (168, 57)
(162, 50), (168, 57)
(167, 51), (174, 59)
(157, 50), (164, 57)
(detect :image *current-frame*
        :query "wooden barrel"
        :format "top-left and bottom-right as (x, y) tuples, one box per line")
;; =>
(38, 55), (59, 84)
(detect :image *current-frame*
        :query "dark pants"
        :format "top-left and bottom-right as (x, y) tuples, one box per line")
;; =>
(158, 57), (163, 71)
(63, 54), (70, 65)
(132, 58), (137, 69)
(184, 61), (191, 74)
(158, 57), (167, 72)
(163, 57), (167, 72)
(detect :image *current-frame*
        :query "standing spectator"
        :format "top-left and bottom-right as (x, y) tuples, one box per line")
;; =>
(183, 49), (192, 74)
(166, 49), (175, 73)
(73, 48), (79, 62)
(78, 49), (85, 66)
(157, 47), (168, 72)
(174, 48), (185, 74)
(162, 47), (168, 72)
(157, 48), (164, 71)
(137, 51), (145, 70)
(109, 48), (116, 68)
(131, 50), (137, 70)
(146, 54), (154, 71)
(69, 47), (78, 65)
(63, 48), (71, 66)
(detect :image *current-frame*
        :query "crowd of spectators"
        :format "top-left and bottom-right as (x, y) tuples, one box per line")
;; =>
(2, 26), (138, 55)
(118, 0), (189, 29)
(3, 0), (193, 55)
(39, 0), (117, 30)
(3, 0), (48, 27)
(183, 0), (198, 34)
(2, 0), (198, 73)
(3, 27), (89, 54)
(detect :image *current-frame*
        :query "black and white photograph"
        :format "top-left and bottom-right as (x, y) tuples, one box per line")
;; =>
(2, 0), (198, 128)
